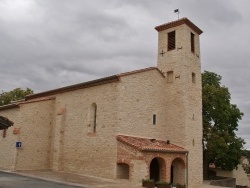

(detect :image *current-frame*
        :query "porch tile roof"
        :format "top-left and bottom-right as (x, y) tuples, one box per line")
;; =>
(0, 116), (14, 130)
(117, 135), (188, 153)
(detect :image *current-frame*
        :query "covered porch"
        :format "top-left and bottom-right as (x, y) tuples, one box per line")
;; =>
(116, 135), (188, 185)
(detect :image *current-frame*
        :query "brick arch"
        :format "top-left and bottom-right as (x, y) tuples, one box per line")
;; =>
(116, 159), (134, 180)
(171, 157), (186, 185)
(117, 159), (133, 167)
(149, 157), (166, 182)
(171, 157), (186, 168)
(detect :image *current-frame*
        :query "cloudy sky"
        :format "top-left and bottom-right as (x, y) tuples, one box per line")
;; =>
(1, 0), (250, 147)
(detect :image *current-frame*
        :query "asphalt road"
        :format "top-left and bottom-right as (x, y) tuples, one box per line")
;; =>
(0, 171), (82, 188)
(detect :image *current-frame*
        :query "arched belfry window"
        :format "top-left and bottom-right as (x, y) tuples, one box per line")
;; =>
(90, 103), (97, 132)
(168, 31), (176, 51)
(191, 32), (195, 53)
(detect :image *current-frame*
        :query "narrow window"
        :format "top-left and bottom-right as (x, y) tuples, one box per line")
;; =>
(191, 32), (195, 53)
(93, 105), (97, 132)
(90, 103), (97, 133)
(168, 31), (176, 51)
(167, 71), (174, 83)
(153, 114), (156, 125)
(192, 73), (196, 84)
(3, 129), (7, 138)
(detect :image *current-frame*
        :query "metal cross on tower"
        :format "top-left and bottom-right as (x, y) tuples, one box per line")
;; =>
(160, 50), (165, 57)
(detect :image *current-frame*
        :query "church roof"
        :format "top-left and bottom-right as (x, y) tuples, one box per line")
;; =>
(25, 67), (163, 100)
(117, 135), (188, 153)
(155, 17), (203, 35)
(0, 116), (14, 130)
(26, 75), (120, 100)
(0, 103), (19, 111)
(0, 97), (55, 112)
(117, 67), (164, 77)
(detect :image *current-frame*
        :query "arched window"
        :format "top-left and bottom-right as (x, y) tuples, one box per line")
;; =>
(89, 103), (97, 133)
(191, 32), (195, 53)
(150, 157), (166, 182)
(192, 72), (196, 84)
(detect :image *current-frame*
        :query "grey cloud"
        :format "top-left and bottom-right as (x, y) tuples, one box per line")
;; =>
(1, 0), (250, 147)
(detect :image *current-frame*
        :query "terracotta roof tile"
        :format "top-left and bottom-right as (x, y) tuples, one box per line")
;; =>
(117, 135), (188, 153)
(0, 116), (14, 130)
(118, 67), (165, 77)
(25, 67), (165, 101)
(26, 75), (120, 100)
(0, 103), (19, 111)
(20, 96), (55, 104)
(155, 17), (203, 35)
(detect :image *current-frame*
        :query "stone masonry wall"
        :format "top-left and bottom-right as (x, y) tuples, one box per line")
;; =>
(0, 108), (19, 170)
(51, 82), (119, 179)
(157, 22), (203, 188)
(15, 99), (55, 170)
(212, 166), (250, 187)
(0, 98), (54, 171)
(117, 69), (168, 140)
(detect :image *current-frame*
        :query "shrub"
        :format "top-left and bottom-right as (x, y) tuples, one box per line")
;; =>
(156, 180), (170, 185)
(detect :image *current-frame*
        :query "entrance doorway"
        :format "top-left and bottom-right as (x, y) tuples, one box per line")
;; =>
(171, 165), (174, 183)
(171, 158), (185, 185)
(150, 158), (160, 182)
(149, 157), (166, 182)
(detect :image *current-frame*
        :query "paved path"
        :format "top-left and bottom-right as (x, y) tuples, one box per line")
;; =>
(0, 171), (81, 188)
(1, 170), (230, 188)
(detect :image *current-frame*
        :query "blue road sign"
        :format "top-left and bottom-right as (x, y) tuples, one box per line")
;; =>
(16, 142), (22, 148)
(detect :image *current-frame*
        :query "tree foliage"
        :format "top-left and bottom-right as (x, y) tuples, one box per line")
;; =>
(242, 150), (250, 160)
(202, 71), (245, 178)
(0, 88), (33, 106)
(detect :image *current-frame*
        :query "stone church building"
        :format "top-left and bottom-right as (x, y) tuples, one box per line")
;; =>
(0, 18), (203, 187)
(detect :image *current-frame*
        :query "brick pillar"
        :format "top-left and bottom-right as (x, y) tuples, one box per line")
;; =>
(165, 161), (171, 182)
(51, 108), (66, 171)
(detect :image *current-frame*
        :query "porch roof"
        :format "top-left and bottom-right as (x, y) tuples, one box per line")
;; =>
(0, 116), (14, 130)
(117, 135), (188, 153)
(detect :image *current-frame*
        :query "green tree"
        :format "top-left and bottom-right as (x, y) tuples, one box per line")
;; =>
(0, 88), (33, 106)
(242, 149), (250, 160)
(202, 71), (245, 179)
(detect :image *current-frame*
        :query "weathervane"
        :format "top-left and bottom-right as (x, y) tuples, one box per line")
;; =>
(174, 9), (180, 19)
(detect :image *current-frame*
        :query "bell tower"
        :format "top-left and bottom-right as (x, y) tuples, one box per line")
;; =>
(155, 18), (203, 187)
